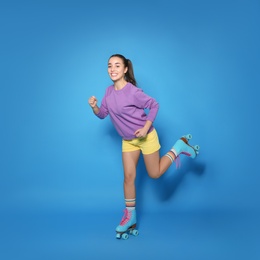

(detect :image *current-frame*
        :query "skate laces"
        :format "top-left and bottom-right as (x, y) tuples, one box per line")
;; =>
(175, 156), (181, 169)
(120, 209), (131, 225)
(175, 151), (193, 168)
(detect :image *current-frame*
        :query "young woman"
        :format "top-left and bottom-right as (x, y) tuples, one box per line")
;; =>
(88, 54), (199, 239)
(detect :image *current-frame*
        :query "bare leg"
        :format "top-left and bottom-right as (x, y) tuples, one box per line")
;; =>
(143, 150), (176, 179)
(122, 150), (141, 199)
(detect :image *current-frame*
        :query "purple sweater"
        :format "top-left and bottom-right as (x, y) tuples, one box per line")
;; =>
(96, 82), (159, 140)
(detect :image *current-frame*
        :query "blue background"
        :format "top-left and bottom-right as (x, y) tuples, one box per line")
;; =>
(1, 0), (260, 259)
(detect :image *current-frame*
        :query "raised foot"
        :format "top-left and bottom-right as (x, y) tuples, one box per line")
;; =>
(180, 134), (200, 157)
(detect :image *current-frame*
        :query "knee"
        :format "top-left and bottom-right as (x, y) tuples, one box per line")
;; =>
(148, 171), (161, 179)
(124, 171), (136, 184)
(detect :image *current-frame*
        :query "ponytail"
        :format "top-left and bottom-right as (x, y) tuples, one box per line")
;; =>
(109, 54), (137, 86)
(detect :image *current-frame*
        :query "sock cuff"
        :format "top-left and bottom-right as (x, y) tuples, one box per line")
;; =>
(170, 148), (177, 157)
(125, 198), (136, 208)
(125, 198), (136, 202)
(165, 153), (174, 163)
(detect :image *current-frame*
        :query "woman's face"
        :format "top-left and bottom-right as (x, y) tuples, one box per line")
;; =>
(108, 56), (128, 82)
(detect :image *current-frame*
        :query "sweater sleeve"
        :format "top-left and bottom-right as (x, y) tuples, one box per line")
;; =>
(96, 93), (109, 119)
(134, 88), (159, 122)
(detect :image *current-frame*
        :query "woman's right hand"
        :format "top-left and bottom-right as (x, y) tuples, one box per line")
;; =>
(88, 96), (97, 108)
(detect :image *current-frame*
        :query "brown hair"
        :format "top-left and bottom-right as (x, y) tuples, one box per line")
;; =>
(109, 54), (137, 86)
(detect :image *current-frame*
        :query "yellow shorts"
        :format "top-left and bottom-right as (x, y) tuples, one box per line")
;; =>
(122, 129), (161, 155)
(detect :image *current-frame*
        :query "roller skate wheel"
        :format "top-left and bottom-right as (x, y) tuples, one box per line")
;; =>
(122, 233), (129, 240)
(194, 145), (200, 151)
(183, 134), (192, 140)
(132, 229), (139, 236)
(116, 233), (121, 239)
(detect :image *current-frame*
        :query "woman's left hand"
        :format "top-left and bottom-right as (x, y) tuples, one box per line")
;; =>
(134, 128), (148, 138)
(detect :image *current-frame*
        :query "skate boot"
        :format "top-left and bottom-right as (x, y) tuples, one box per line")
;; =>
(171, 134), (200, 168)
(115, 209), (139, 240)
